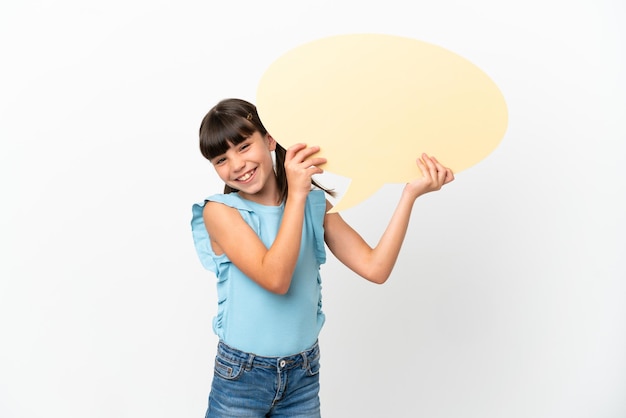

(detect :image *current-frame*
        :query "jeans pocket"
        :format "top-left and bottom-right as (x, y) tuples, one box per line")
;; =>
(214, 355), (245, 380)
(306, 354), (321, 377)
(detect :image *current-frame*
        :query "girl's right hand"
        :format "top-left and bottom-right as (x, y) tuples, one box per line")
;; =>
(284, 143), (327, 199)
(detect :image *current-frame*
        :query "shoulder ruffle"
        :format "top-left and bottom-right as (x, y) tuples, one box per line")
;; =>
(307, 190), (327, 264)
(191, 191), (327, 272)
(191, 194), (259, 273)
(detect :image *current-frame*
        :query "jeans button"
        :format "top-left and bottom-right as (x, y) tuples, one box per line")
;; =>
(279, 360), (286, 368)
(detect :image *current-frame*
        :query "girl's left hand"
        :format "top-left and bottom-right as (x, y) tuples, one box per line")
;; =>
(406, 153), (454, 198)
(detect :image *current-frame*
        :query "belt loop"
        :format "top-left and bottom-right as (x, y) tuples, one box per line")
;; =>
(246, 353), (255, 371)
(301, 350), (309, 370)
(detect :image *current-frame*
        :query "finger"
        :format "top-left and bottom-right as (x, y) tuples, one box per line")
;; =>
(421, 153), (439, 178)
(415, 157), (428, 178)
(432, 156), (446, 174)
(293, 145), (321, 160)
(430, 156), (452, 184)
(287, 143), (306, 151)
(308, 165), (324, 176)
(304, 156), (327, 168)
(297, 146), (321, 165)
(286, 143), (307, 159)
(433, 160), (448, 184)
(444, 168), (455, 184)
(295, 146), (325, 169)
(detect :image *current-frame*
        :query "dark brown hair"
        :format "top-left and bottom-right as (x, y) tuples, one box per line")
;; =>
(199, 98), (332, 202)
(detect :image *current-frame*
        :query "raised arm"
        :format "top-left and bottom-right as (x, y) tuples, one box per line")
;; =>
(203, 144), (326, 294)
(324, 153), (454, 284)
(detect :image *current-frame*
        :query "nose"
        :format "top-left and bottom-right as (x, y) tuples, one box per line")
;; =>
(231, 154), (246, 173)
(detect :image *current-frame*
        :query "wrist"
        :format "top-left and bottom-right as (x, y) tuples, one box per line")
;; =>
(285, 190), (308, 206)
(402, 183), (423, 201)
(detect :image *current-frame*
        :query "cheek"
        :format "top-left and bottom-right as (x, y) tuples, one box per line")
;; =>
(214, 165), (230, 181)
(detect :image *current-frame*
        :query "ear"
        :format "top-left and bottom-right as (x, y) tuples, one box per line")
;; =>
(265, 134), (277, 151)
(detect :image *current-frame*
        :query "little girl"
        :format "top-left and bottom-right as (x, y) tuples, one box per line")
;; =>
(191, 98), (454, 417)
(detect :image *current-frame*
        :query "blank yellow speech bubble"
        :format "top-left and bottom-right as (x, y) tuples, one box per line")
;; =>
(257, 34), (508, 212)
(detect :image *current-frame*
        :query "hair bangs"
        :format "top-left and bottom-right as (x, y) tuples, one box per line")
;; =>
(199, 110), (256, 160)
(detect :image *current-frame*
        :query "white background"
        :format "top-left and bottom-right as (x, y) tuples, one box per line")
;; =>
(1, 1), (624, 417)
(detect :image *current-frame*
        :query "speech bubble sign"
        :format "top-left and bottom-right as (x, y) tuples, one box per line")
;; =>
(257, 34), (508, 212)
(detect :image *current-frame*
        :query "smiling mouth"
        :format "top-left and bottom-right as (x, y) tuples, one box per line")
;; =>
(236, 168), (256, 182)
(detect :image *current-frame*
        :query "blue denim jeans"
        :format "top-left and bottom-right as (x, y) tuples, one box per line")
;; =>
(205, 341), (321, 417)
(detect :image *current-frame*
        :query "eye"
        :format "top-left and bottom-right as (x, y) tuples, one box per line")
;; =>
(239, 143), (251, 151)
(212, 156), (226, 166)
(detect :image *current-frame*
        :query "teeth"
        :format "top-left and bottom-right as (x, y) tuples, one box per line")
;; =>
(237, 170), (253, 181)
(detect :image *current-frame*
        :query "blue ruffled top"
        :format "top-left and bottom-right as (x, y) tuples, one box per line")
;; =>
(191, 190), (327, 356)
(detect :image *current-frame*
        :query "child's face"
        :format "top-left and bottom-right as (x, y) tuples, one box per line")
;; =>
(210, 131), (278, 203)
